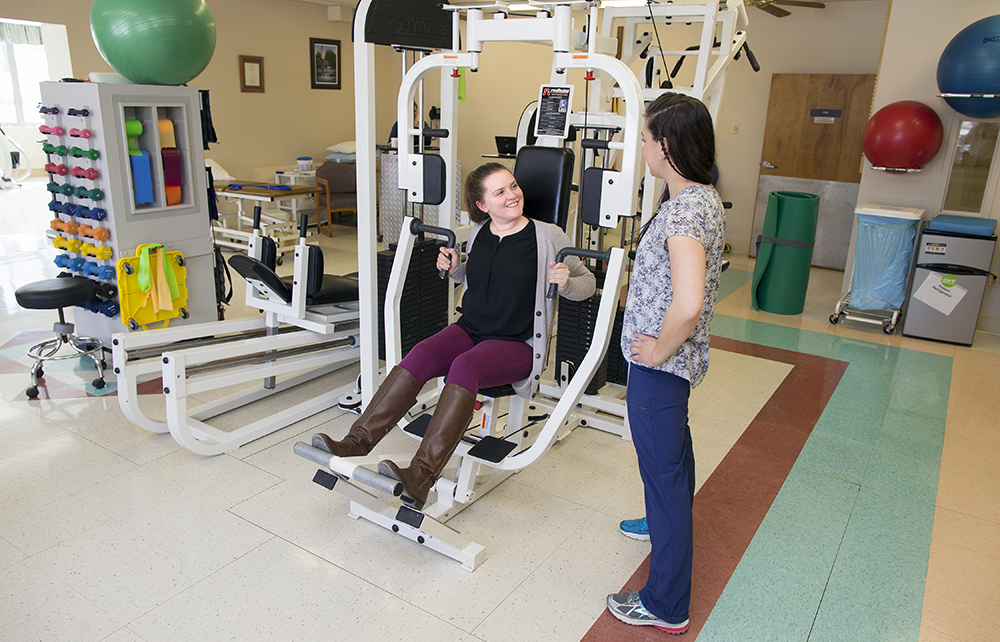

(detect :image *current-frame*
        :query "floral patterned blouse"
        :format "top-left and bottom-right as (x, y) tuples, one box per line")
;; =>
(620, 184), (725, 388)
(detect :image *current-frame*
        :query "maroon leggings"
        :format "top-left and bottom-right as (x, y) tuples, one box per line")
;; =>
(398, 324), (533, 396)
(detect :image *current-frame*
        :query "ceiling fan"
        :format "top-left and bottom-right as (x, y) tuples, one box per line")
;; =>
(743, 0), (826, 18)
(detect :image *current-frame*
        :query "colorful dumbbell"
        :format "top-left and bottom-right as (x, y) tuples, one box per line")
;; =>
(62, 203), (79, 216)
(82, 297), (119, 318)
(67, 108), (89, 117)
(73, 186), (104, 201)
(71, 166), (98, 180)
(50, 218), (80, 234)
(69, 128), (92, 139)
(75, 206), (107, 221)
(80, 243), (113, 261)
(82, 261), (116, 280)
(46, 181), (74, 196)
(42, 143), (68, 156)
(48, 199), (64, 213)
(44, 162), (69, 176)
(39, 125), (64, 136)
(54, 254), (86, 271)
(78, 224), (110, 241)
(39, 106), (60, 115)
(53, 236), (82, 253)
(69, 146), (100, 160)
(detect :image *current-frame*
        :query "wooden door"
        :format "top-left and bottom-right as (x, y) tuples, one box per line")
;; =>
(751, 73), (876, 269)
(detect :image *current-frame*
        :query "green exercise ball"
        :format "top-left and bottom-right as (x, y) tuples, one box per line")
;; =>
(90, 0), (216, 86)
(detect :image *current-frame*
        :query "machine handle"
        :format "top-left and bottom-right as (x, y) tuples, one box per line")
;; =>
(421, 128), (449, 139)
(299, 213), (309, 238)
(409, 219), (457, 279)
(546, 247), (613, 299)
(580, 138), (610, 150)
(253, 205), (262, 230)
(742, 42), (760, 72)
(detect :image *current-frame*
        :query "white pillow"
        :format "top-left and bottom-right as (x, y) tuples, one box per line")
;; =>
(205, 158), (234, 181)
(326, 141), (356, 154)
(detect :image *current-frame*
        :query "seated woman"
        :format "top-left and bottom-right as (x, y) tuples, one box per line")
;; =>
(312, 162), (596, 508)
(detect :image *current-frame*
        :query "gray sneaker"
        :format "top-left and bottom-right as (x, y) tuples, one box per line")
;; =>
(606, 591), (689, 635)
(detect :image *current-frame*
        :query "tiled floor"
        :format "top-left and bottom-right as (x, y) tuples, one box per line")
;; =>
(1, 177), (998, 641)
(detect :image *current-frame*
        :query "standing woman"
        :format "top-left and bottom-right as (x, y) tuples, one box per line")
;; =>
(312, 163), (595, 509)
(605, 93), (725, 634)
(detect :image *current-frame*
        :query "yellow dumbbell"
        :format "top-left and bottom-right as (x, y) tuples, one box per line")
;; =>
(80, 243), (113, 261)
(52, 235), (82, 253)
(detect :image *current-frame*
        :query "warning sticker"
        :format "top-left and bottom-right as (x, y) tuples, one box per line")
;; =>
(912, 272), (967, 316)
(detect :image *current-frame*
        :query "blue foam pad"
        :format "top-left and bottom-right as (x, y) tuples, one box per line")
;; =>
(928, 214), (997, 237)
(130, 150), (154, 205)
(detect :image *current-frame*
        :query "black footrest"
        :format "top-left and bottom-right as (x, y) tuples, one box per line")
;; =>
(404, 414), (432, 438)
(312, 469), (339, 490)
(467, 435), (518, 463)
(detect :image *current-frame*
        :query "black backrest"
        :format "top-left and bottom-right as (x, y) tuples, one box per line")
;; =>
(513, 146), (574, 231)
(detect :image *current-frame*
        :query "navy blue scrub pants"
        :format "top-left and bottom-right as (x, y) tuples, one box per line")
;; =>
(627, 363), (695, 624)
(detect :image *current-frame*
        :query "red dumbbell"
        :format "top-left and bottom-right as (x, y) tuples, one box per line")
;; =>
(39, 125), (65, 136)
(44, 162), (69, 176)
(72, 166), (99, 180)
(69, 128), (93, 139)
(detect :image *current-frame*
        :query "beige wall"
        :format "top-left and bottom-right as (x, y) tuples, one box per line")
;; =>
(714, 0), (890, 255)
(1, 0), (400, 179)
(854, 0), (1000, 330)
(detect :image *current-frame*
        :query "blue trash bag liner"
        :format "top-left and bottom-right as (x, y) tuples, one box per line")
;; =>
(850, 213), (919, 311)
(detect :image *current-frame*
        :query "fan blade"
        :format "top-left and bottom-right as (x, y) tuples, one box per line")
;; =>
(774, 1), (826, 8)
(760, 4), (792, 17)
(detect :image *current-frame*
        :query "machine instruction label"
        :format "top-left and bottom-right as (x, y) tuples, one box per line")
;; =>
(924, 242), (947, 255)
(913, 271), (967, 316)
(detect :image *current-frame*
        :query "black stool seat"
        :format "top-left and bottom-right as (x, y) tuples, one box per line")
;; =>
(15, 277), (96, 310)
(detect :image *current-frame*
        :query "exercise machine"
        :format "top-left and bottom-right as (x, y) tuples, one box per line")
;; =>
(113, 208), (361, 455)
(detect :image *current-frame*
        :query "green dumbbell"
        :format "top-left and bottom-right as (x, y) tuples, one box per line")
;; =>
(74, 186), (104, 201)
(42, 143), (69, 156)
(46, 181), (61, 193)
(69, 146), (100, 160)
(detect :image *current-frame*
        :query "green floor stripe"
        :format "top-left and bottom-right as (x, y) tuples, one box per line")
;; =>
(700, 315), (950, 641)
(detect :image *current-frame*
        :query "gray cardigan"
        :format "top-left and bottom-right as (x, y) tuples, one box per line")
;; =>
(451, 220), (596, 398)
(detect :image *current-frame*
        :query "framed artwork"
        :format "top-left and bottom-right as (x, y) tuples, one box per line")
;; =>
(310, 38), (341, 90)
(239, 55), (264, 93)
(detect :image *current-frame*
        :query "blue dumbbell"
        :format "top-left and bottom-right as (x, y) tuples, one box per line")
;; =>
(54, 254), (85, 271)
(62, 203), (78, 216)
(48, 199), (64, 213)
(98, 299), (119, 317)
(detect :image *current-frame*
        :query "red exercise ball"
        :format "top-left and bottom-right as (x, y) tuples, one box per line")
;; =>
(862, 101), (944, 170)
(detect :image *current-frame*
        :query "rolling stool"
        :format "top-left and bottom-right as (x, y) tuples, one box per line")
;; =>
(13, 276), (106, 398)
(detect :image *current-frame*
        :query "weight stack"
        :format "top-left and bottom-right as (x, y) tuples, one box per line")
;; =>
(377, 238), (448, 360)
(555, 268), (609, 396)
(606, 305), (628, 386)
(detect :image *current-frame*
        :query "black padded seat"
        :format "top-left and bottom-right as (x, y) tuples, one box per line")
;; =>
(228, 254), (359, 306)
(15, 277), (95, 310)
(479, 384), (516, 398)
(279, 274), (359, 305)
(514, 146), (575, 231)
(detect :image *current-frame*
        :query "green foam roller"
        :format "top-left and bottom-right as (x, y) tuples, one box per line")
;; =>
(751, 191), (820, 315)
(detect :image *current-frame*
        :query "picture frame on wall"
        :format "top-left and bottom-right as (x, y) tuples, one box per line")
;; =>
(239, 55), (264, 93)
(310, 38), (341, 90)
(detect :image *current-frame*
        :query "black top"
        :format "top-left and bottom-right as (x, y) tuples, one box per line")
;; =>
(457, 219), (538, 343)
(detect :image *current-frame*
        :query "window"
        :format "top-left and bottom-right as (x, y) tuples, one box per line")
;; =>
(942, 119), (1000, 215)
(0, 21), (47, 124)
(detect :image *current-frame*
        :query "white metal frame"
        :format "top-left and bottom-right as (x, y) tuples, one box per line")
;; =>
(306, 0), (748, 569)
(113, 226), (361, 455)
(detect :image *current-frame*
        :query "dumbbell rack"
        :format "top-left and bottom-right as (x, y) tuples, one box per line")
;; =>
(38, 82), (217, 347)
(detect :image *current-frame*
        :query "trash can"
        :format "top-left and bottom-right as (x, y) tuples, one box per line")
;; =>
(751, 191), (820, 315)
(830, 204), (924, 333)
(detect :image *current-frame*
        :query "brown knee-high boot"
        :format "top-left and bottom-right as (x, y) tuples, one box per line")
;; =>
(312, 366), (421, 457)
(378, 383), (476, 509)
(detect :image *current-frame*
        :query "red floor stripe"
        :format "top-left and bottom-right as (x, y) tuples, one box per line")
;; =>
(582, 337), (848, 641)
